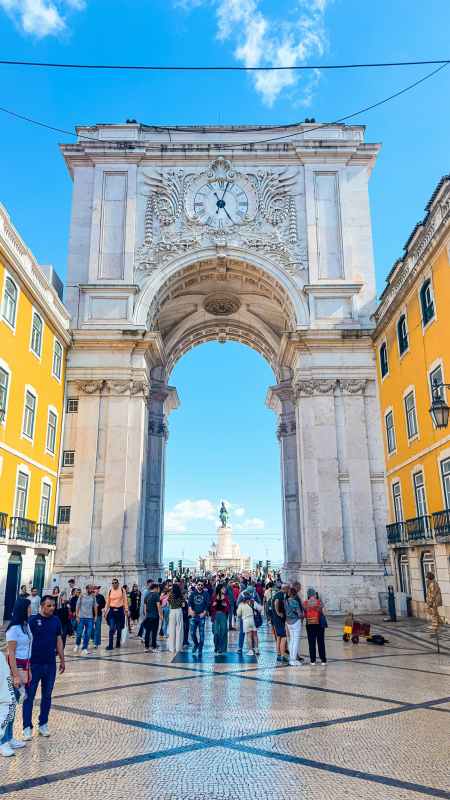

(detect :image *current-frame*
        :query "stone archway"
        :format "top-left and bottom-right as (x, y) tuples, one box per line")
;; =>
(57, 123), (387, 611)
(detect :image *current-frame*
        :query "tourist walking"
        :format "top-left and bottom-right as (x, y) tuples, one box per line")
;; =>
(129, 584), (141, 628)
(29, 587), (41, 616)
(22, 596), (65, 739)
(56, 592), (71, 648)
(272, 583), (288, 663)
(143, 583), (162, 652)
(167, 583), (184, 653)
(188, 579), (209, 658)
(2, 600), (31, 755)
(0, 652), (17, 757)
(159, 584), (170, 638)
(74, 585), (96, 655)
(104, 578), (129, 650)
(303, 588), (327, 665)
(236, 591), (262, 655)
(211, 585), (230, 654)
(93, 586), (106, 647)
(285, 586), (304, 666)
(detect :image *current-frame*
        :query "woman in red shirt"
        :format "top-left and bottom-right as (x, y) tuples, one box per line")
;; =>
(303, 588), (327, 665)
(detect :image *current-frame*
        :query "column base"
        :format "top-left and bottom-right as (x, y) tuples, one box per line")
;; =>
(282, 562), (386, 613)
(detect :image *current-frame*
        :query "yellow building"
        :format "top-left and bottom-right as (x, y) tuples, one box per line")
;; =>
(0, 203), (71, 619)
(374, 175), (450, 621)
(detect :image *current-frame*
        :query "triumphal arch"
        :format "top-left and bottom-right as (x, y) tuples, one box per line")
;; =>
(56, 123), (387, 611)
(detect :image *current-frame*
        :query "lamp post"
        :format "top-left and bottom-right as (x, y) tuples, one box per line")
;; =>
(429, 381), (450, 429)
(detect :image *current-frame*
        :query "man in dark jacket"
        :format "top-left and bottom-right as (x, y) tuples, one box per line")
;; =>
(188, 580), (209, 657)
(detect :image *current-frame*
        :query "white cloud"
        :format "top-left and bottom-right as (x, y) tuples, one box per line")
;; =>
(165, 499), (216, 533)
(235, 516), (265, 530)
(0, 0), (84, 37)
(234, 506), (246, 518)
(180, 0), (330, 105)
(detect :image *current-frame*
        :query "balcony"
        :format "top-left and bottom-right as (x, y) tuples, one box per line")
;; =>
(0, 512), (7, 539)
(9, 517), (37, 543)
(432, 509), (450, 540)
(405, 515), (433, 541)
(386, 521), (407, 544)
(37, 522), (58, 546)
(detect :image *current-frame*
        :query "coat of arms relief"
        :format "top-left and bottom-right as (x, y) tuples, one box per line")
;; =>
(134, 158), (308, 278)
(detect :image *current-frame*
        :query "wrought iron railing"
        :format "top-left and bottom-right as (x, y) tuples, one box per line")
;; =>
(386, 521), (407, 544)
(405, 515), (433, 541)
(9, 516), (37, 542)
(36, 522), (57, 546)
(0, 512), (7, 538)
(432, 509), (450, 539)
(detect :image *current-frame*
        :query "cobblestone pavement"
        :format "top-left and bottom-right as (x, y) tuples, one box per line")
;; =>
(1, 617), (449, 799)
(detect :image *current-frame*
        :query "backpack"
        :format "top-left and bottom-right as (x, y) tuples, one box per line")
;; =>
(367, 634), (388, 646)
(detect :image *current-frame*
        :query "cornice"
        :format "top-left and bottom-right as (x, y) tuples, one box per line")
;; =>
(374, 177), (450, 329)
(0, 204), (71, 342)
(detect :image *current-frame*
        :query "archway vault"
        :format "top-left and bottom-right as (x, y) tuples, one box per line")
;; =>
(144, 256), (299, 379)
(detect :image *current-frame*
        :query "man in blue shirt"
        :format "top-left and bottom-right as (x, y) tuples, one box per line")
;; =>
(23, 595), (65, 739)
(188, 580), (209, 658)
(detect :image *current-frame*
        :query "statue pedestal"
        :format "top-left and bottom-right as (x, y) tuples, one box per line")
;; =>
(217, 525), (233, 559)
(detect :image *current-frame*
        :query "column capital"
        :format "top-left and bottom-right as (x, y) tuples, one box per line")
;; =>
(266, 380), (296, 414)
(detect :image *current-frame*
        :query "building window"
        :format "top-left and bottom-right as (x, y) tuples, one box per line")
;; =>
(66, 398), (78, 413)
(404, 391), (418, 439)
(420, 551), (435, 599)
(413, 471), (428, 517)
(430, 364), (445, 401)
(39, 483), (51, 524)
(441, 458), (450, 509)
(30, 311), (43, 357)
(379, 342), (389, 378)
(22, 390), (36, 440)
(392, 482), (403, 522)
(398, 553), (411, 595)
(0, 367), (9, 420)
(420, 279), (435, 325)
(57, 506), (71, 524)
(62, 450), (75, 467)
(2, 276), (18, 328)
(385, 410), (396, 454)
(46, 410), (57, 454)
(397, 315), (408, 355)
(14, 471), (29, 518)
(52, 340), (63, 380)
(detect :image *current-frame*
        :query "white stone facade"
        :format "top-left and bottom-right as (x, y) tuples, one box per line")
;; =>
(56, 123), (387, 611)
(199, 525), (252, 574)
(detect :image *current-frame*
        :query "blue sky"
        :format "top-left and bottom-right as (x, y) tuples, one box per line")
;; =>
(1, 0), (449, 564)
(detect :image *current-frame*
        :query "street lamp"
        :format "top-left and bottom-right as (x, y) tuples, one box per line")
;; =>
(429, 381), (450, 429)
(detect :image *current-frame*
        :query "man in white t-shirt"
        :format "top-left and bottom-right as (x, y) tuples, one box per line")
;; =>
(29, 588), (41, 616)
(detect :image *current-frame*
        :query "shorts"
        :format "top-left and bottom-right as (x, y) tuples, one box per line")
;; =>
(273, 618), (286, 637)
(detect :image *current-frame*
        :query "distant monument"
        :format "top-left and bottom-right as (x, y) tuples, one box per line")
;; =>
(198, 502), (251, 575)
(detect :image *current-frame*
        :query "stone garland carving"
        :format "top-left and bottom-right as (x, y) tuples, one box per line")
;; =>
(76, 379), (150, 397)
(294, 378), (370, 397)
(135, 158), (308, 276)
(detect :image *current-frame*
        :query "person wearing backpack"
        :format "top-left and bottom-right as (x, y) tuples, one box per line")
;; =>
(285, 585), (304, 666)
(303, 587), (327, 665)
(104, 578), (129, 650)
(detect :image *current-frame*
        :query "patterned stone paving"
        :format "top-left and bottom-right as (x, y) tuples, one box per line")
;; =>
(1, 618), (449, 799)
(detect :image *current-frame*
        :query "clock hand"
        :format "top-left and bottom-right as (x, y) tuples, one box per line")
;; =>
(223, 207), (234, 223)
(221, 182), (230, 202)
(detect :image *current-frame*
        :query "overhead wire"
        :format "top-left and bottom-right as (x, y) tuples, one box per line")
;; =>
(0, 61), (447, 149)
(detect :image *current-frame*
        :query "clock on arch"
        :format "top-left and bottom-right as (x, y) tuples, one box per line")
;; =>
(186, 159), (256, 229)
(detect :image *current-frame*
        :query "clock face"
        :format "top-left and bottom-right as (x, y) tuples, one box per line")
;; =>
(193, 179), (248, 229)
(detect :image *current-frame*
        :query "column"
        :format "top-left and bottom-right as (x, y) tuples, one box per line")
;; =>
(143, 380), (179, 577)
(267, 382), (302, 578)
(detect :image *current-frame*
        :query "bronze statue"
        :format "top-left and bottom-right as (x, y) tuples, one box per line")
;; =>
(219, 501), (229, 528)
(426, 572), (442, 632)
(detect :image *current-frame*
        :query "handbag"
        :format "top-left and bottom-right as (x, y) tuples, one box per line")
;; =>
(319, 612), (328, 628)
(121, 623), (129, 644)
(253, 608), (263, 628)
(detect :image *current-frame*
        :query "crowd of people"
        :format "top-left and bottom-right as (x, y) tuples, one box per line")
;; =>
(0, 573), (327, 757)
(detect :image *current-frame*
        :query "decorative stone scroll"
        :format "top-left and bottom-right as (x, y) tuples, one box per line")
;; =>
(295, 378), (369, 397)
(76, 379), (150, 397)
(340, 379), (368, 395)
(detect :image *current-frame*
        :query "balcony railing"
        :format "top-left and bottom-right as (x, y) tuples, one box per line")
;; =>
(405, 515), (433, 541)
(386, 521), (407, 544)
(0, 512), (7, 538)
(432, 509), (450, 539)
(37, 522), (57, 546)
(9, 517), (37, 542)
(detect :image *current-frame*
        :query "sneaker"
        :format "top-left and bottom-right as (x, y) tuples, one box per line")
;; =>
(321, 661), (327, 665)
(255, 650), (260, 655)
(93, 645), (98, 649)
(73, 645), (79, 653)
(105, 645), (113, 651)
(276, 655), (283, 662)
(10, 739), (26, 749)
(246, 650), (254, 656)
(289, 660), (302, 666)
(38, 724), (50, 737)
(282, 655), (290, 663)
(22, 728), (32, 741)
(310, 661), (317, 666)
(81, 649), (89, 656)
(0, 743), (15, 757)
